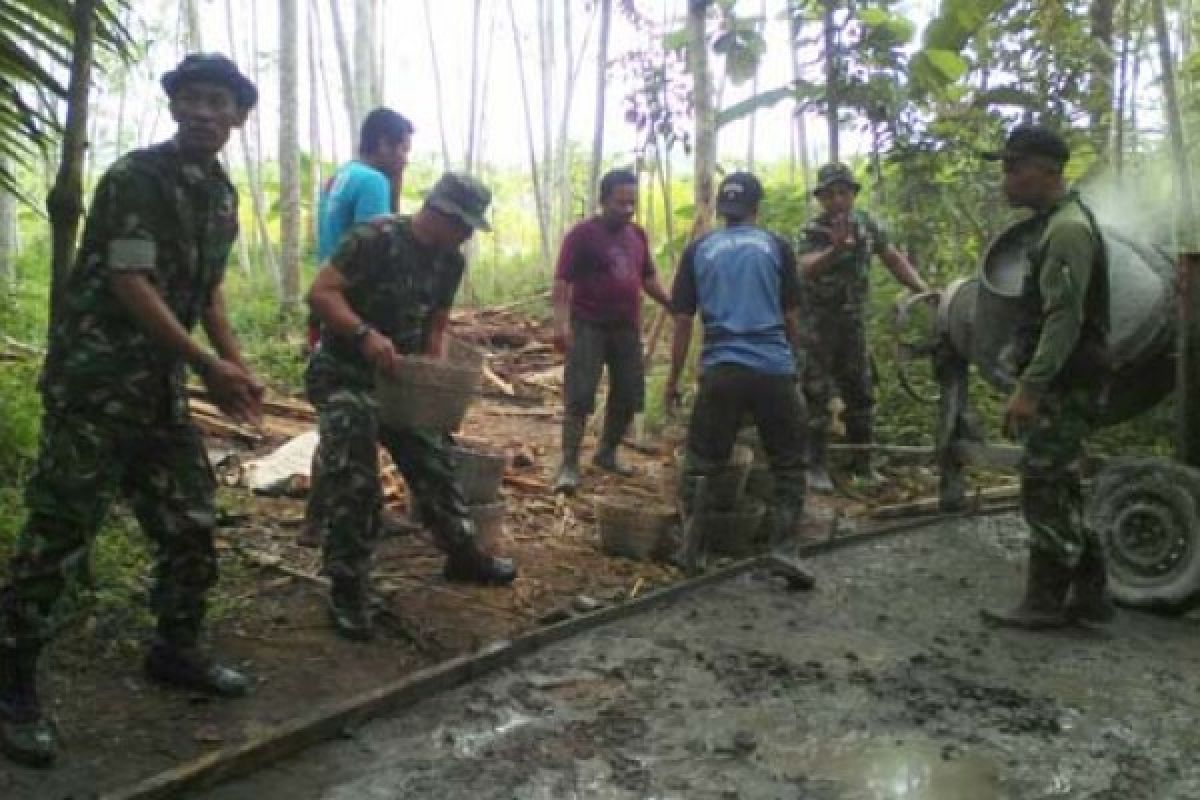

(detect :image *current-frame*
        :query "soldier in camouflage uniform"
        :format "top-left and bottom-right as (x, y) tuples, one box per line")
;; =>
(798, 163), (929, 491)
(306, 172), (516, 642)
(0, 54), (262, 768)
(980, 125), (1115, 630)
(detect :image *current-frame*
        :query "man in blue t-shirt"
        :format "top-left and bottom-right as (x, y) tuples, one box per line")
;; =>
(666, 172), (809, 567)
(301, 108), (414, 548)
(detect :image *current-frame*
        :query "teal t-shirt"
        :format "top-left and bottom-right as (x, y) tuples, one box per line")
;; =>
(317, 160), (391, 261)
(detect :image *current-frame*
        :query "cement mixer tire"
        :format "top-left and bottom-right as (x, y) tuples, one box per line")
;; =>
(1086, 458), (1200, 614)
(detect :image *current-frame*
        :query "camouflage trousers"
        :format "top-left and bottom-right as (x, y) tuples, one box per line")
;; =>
(1019, 387), (1100, 568)
(0, 412), (218, 650)
(805, 304), (873, 443)
(681, 364), (807, 516)
(311, 387), (476, 583)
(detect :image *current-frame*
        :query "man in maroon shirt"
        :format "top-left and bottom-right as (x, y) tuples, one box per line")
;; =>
(551, 169), (671, 493)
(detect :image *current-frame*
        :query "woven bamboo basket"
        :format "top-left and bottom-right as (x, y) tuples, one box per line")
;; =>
(667, 444), (754, 511)
(595, 495), (678, 561)
(692, 499), (766, 557)
(374, 355), (482, 431)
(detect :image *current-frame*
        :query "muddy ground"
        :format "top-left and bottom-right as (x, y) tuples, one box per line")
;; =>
(207, 514), (1200, 800)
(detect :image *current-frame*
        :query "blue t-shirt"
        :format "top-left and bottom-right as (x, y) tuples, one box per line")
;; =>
(317, 160), (391, 262)
(670, 224), (801, 375)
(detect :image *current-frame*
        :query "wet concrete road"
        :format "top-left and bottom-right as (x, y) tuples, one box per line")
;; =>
(209, 515), (1200, 799)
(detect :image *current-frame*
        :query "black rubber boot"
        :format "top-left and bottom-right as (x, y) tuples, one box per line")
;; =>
(981, 549), (1072, 630)
(327, 576), (374, 642)
(1066, 538), (1116, 624)
(0, 645), (57, 768)
(767, 506), (816, 591)
(552, 414), (586, 494)
(592, 406), (636, 477)
(439, 517), (517, 585)
(807, 429), (833, 494)
(846, 415), (885, 487)
(144, 640), (251, 696)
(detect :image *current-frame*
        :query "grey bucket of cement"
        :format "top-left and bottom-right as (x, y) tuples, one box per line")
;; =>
(453, 437), (507, 504)
(940, 217), (1177, 425)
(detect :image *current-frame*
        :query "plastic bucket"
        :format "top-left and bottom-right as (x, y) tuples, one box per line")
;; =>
(453, 438), (507, 504)
(469, 500), (506, 552)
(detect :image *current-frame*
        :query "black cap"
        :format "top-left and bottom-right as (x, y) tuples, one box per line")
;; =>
(982, 124), (1069, 166)
(716, 172), (764, 217)
(814, 162), (861, 195)
(161, 54), (258, 110)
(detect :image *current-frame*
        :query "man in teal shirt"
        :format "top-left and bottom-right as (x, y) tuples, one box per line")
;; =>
(317, 108), (413, 261)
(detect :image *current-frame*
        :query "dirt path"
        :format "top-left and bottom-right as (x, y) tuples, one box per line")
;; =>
(208, 515), (1200, 800)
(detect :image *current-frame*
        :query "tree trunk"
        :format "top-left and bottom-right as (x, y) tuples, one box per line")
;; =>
(307, 0), (323, 250)
(280, 0), (301, 312)
(0, 161), (16, 284)
(587, 0), (613, 211)
(1113, 0), (1133, 173)
(1152, 0), (1196, 241)
(329, 0), (358, 135)
(508, 0), (552, 274)
(688, 0), (715, 235)
(823, 0), (840, 162)
(47, 0), (97, 332)
(746, 0), (767, 170)
(422, 0), (454, 170)
(184, 0), (203, 50)
(466, 0), (484, 173)
(354, 0), (376, 123)
(537, 0), (556, 240)
(789, 4), (812, 197)
(1090, 0), (1116, 162)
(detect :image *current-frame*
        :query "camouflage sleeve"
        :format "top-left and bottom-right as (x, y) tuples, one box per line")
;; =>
(94, 162), (166, 275)
(1019, 219), (1096, 390)
(433, 251), (466, 310)
(862, 212), (890, 256)
(794, 220), (826, 256)
(329, 219), (387, 291)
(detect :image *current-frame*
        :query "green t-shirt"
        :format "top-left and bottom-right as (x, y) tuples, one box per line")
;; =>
(1019, 196), (1101, 390)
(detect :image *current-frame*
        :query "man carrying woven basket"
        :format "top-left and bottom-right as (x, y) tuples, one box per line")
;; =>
(305, 173), (517, 642)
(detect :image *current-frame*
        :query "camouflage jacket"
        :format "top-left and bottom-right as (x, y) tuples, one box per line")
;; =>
(797, 208), (889, 309)
(306, 215), (465, 401)
(39, 140), (239, 424)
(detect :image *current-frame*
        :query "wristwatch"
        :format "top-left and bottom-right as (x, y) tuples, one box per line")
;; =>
(351, 322), (372, 347)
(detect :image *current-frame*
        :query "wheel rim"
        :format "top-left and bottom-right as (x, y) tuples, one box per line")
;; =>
(1107, 495), (1192, 585)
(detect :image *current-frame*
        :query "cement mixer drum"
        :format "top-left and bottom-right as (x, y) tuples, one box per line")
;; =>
(938, 217), (1177, 426)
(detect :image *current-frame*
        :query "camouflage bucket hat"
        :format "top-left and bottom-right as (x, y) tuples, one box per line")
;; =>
(813, 162), (861, 195)
(425, 172), (493, 232)
(161, 53), (258, 110)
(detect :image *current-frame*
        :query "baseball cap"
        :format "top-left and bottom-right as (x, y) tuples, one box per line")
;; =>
(425, 172), (493, 232)
(716, 172), (764, 217)
(161, 53), (258, 110)
(813, 162), (861, 195)
(982, 124), (1070, 166)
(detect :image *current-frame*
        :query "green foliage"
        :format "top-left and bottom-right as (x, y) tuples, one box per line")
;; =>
(0, 0), (135, 193)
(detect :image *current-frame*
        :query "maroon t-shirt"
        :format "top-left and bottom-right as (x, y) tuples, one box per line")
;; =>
(555, 217), (654, 325)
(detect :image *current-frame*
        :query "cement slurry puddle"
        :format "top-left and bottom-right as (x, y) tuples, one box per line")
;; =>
(210, 515), (1200, 799)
